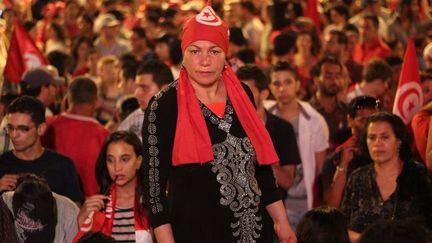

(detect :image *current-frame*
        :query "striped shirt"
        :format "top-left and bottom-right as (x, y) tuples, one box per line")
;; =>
(112, 207), (135, 242)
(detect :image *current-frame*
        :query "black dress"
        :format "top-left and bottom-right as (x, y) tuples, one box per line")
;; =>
(142, 81), (279, 243)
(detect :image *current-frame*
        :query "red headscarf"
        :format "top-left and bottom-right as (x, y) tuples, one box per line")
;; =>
(172, 1), (279, 166)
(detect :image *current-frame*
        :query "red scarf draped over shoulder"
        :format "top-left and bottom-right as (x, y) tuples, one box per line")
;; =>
(172, 65), (279, 166)
(73, 186), (150, 242)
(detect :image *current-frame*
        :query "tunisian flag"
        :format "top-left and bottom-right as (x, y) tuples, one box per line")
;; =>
(392, 38), (423, 124)
(3, 21), (47, 83)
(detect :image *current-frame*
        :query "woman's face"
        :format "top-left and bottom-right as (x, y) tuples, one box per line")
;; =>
(77, 41), (90, 60)
(155, 42), (170, 62)
(182, 40), (226, 88)
(366, 121), (401, 164)
(106, 141), (142, 188)
(296, 33), (312, 52)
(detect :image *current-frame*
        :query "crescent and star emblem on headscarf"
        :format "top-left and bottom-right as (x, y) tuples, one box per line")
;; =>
(195, 6), (222, 26)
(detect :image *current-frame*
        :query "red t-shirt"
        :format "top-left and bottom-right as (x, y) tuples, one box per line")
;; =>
(352, 39), (392, 65)
(411, 109), (430, 162)
(43, 113), (109, 197)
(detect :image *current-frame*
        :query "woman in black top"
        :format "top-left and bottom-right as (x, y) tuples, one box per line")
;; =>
(341, 112), (432, 242)
(141, 1), (296, 243)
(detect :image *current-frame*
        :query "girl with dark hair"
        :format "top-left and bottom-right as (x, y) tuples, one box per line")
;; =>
(341, 112), (432, 242)
(296, 206), (349, 243)
(70, 36), (94, 77)
(75, 131), (152, 242)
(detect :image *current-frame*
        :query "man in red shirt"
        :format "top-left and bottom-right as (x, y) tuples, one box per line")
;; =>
(43, 77), (109, 197)
(352, 14), (391, 65)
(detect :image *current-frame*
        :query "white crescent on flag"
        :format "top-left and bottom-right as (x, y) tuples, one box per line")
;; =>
(195, 6), (222, 26)
(393, 81), (423, 124)
(23, 52), (44, 70)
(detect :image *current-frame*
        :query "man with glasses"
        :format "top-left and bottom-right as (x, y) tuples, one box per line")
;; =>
(321, 96), (382, 207)
(0, 96), (83, 204)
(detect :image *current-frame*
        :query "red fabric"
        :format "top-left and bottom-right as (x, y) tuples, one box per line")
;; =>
(304, 0), (321, 35)
(42, 113), (109, 196)
(73, 185), (149, 242)
(4, 21), (48, 83)
(411, 110), (430, 162)
(352, 39), (391, 65)
(206, 102), (226, 118)
(173, 67), (279, 166)
(181, 5), (229, 54)
(392, 38), (423, 125)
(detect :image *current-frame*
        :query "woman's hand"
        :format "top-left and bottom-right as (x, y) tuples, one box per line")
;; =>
(77, 194), (108, 227)
(275, 222), (297, 243)
(0, 174), (18, 192)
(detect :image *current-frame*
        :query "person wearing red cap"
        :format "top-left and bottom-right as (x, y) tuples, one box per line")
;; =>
(141, 2), (296, 243)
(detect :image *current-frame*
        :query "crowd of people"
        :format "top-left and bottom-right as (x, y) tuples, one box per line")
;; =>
(1, 0), (432, 242)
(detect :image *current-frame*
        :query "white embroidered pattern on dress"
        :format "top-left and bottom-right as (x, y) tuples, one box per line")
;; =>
(201, 101), (262, 243)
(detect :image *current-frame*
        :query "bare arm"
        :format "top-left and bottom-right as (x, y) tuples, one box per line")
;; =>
(272, 164), (295, 190)
(315, 150), (327, 176)
(348, 230), (361, 243)
(266, 200), (297, 243)
(425, 118), (432, 172)
(154, 224), (175, 243)
(324, 145), (355, 207)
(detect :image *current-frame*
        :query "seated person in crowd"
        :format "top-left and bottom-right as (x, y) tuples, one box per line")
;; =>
(1, 173), (79, 243)
(75, 131), (152, 242)
(0, 96), (83, 204)
(341, 112), (432, 242)
(322, 96), (381, 207)
(296, 206), (349, 243)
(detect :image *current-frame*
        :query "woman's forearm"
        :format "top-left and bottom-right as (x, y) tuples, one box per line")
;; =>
(154, 224), (175, 243)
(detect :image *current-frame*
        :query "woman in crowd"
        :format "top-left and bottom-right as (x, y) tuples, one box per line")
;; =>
(75, 131), (152, 242)
(296, 206), (349, 243)
(141, 2), (296, 243)
(341, 112), (432, 242)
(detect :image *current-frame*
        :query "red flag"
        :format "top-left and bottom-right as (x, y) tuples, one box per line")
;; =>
(304, 0), (321, 34)
(3, 21), (47, 83)
(392, 38), (423, 124)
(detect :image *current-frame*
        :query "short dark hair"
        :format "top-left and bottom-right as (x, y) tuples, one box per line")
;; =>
(329, 30), (348, 46)
(77, 231), (116, 243)
(310, 55), (343, 78)
(273, 32), (296, 56)
(12, 174), (57, 243)
(229, 27), (247, 46)
(296, 206), (349, 243)
(360, 112), (412, 163)
(385, 56), (403, 67)
(359, 220), (431, 243)
(330, 3), (351, 21)
(20, 83), (44, 98)
(344, 23), (359, 35)
(347, 96), (382, 118)
(7, 96), (45, 126)
(363, 59), (393, 83)
(136, 60), (174, 87)
(270, 61), (299, 80)
(131, 26), (147, 40)
(240, 1), (257, 15)
(236, 48), (256, 64)
(68, 77), (98, 104)
(236, 64), (268, 91)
